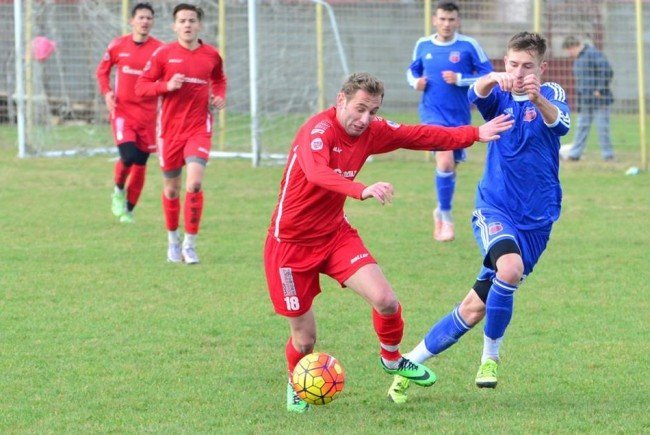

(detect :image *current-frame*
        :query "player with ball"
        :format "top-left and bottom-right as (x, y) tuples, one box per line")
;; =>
(263, 72), (513, 412)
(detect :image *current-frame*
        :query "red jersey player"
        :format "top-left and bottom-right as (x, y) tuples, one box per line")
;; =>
(96, 2), (163, 223)
(136, 3), (227, 264)
(264, 73), (513, 412)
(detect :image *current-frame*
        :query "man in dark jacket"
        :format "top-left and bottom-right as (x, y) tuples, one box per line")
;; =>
(560, 36), (614, 161)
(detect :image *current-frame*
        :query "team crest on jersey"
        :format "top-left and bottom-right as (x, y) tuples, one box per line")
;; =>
(311, 120), (331, 135)
(310, 138), (324, 151)
(449, 51), (461, 63)
(488, 222), (503, 235)
(143, 60), (152, 71)
(524, 107), (537, 122)
(386, 120), (401, 130)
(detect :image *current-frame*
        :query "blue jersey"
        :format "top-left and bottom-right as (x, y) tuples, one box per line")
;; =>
(468, 83), (571, 230)
(407, 33), (492, 126)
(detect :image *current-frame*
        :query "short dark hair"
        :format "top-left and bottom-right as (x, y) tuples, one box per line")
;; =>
(507, 32), (547, 61)
(340, 73), (384, 101)
(436, 1), (459, 13)
(562, 36), (581, 49)
(173, 3), (204, 21)
(131, 2), (154, 17)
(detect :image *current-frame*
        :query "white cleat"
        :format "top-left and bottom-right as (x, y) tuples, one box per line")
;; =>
(182, 245), (200, 265)
(167, 242), (182, 263)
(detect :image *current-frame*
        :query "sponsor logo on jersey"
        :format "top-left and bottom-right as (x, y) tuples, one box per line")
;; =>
(121, 66), (143, 75)
(350, 253), (369, 264)
(386, 120), (401, 129)
(425, 53), (432, 60)
(333, 147), (342, 153)
(449, 51), (461, 63)
(118, 52), (130, 58)
(334, 168), (357, 179)
(524, 107), (537, 122)
(488, 222), (503, 235)
(504, 107), (514, 116)
(310, 120), (331, 135)
(310, 138), (323, 151)
(168, 58), (183, 63)
(279, 267), (297, 297)
(183, 77), (208, 85)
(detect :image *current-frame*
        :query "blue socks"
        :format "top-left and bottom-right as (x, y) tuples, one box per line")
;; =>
(435, 170), (456, 214)
(424, 306), (471, 355)
(484, 278), (518, 340)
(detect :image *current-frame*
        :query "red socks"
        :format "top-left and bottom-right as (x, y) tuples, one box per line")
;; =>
(184, 191), (204, 235)
(126, 164), (146, 208)
(163, 191), (204, 234)
(114, 160), (130, 188)
(162, 194), (180, 231)
(373, 303), (404, 361)
(285, 337), (309, 376)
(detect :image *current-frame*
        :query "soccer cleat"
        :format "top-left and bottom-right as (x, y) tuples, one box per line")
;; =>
(119, 211), (134, 224)
(475, 359), (498, 388)
(111, 190), (126, 217)
(387, 375), (410, 404)
(286, 382), (310, 413)
(182, 245), (200, 265)
(433, 208), (455, 242)
(167, 242), (182, 263)
(380, 357), (436, 387)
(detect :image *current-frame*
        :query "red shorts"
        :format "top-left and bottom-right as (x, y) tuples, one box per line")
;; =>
(111, 115), (156, 153)
(263, 223), (376, 317)
(158, 134), (212, 172)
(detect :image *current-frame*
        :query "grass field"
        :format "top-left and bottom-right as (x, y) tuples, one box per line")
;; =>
(0, 118), (648, 432)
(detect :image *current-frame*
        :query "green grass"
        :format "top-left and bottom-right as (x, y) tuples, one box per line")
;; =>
(0, 120), (649, 432)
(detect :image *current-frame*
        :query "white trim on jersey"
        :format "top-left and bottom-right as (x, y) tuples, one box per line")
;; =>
(456, 34), (490, 63)
(544, 82), (566, 102)
(274, 149), (299, 240)
(156, 96), (164, 167)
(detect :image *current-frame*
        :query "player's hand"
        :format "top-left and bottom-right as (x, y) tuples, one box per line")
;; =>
(477, 114), (514, 142)
(442, 70), (458, 84)
(416, 77), (427, 91)
(522, 74), (541, 102)
(104, 91), (116, 113)
(487, 72), (516, 92)
(362, 182), (394, 205)
(166, 73), (185, 91)
(210, 95), (225, 110)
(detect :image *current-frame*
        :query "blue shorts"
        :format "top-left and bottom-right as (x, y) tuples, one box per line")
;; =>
(471, 208), (552, 282)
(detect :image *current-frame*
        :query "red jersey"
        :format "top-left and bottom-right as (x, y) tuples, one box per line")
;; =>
(95, 34), (163, 121)
(135, 40), (227, 141)
(268, 107), (479, 244)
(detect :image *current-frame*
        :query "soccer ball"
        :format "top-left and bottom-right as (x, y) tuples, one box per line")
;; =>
(292, 352), (345, 405)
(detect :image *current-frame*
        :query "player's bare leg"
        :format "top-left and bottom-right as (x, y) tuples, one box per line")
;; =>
(344, 264), (436, 387)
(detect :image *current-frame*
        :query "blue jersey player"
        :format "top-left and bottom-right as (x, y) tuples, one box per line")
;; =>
(407, 1), (492, 242)
(389, 32), (570, 402)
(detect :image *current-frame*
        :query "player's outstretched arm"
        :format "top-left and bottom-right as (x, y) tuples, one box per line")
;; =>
(361, 182), (394, 205)
(477, 114), (514, 142)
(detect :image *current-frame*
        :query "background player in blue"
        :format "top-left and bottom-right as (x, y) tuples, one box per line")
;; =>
(388, 32), (570, 403)
(407, 1), (492, 242)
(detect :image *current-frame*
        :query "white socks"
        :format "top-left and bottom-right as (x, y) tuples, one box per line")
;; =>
(481, 334), (503, 364)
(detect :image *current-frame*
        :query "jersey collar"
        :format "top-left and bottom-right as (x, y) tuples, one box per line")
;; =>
(431, 33), (458, 46)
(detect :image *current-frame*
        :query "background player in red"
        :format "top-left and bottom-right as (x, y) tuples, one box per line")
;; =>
(96, 2), (163, 223)
(136, 3), (227, 264)
(265, 72), (513, 412)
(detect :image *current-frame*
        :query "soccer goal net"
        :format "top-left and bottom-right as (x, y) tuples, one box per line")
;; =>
(2, 1), (648, 167)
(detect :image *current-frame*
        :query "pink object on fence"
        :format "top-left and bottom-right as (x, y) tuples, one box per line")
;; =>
(32, 36), (56, 61)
